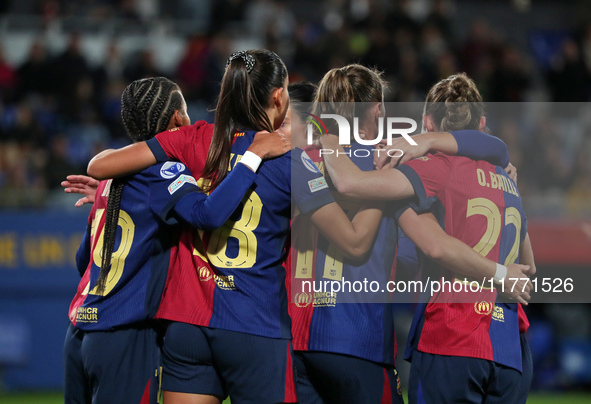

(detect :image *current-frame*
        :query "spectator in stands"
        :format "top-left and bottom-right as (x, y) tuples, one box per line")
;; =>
(16, 41), (52, 98)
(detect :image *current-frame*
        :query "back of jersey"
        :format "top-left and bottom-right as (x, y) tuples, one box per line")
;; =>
(69, 162), (198, 331)
(289, 144), (399, 366)
(398, 153), (527, 371)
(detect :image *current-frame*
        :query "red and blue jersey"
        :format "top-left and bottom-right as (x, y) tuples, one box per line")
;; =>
(151, 128), (334, 339)
(289, 144), (399, 366)
(69, 161), (201, 331)
(397, 153), (528, 372)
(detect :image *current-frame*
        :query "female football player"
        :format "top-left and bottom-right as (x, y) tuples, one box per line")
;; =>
(64, 76), (289, 404)
(318, 72), (535, 404)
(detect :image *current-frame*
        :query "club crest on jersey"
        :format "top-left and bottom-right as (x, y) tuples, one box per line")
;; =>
(474, 301), (494, 315)
(301, 151), (320, 173)
(160, 162), (186, 179)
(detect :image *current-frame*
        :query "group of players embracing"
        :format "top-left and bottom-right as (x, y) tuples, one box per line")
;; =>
(62, 48), (536, 404)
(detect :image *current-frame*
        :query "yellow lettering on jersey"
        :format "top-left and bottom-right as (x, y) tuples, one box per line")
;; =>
(489, 172), (498, 189)
(75, 306), (98, 323)
(492, 305), (505, 322)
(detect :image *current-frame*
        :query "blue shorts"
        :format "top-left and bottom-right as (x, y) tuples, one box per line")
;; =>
(63, 322), (161, 404)
(294, 351), (404, 404)
(161, 322), (296, 404)
(408, 350), (521, 404)
(516, 333), (532, 404)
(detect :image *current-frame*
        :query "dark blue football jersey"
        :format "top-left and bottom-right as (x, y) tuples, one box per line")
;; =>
(69, 161), (200, 331)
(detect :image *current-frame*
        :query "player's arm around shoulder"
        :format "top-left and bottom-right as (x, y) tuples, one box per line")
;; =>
(87, 142), (156, 180)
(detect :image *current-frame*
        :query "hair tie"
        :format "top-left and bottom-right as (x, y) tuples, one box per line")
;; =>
(226, 51), (256, 73)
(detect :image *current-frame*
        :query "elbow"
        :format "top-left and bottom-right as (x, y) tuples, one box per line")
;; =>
(422, 242), (445, 262)
(334, 177), (357, 198)
(203, 219), (225, 231)
(199, 213), (228, 231)
(87, 158), (106, 180)
(341, 240), (372, 260)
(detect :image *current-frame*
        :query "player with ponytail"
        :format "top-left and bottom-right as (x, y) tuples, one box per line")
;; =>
(64, 76), (289, 404)
(318, 72), (535, 403)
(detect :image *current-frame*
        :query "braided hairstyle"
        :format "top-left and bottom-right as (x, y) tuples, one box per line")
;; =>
(424, 73), (487, 132)
(313, 64), (385, 138)
(202, 49), (287, 192)
(94, 77), (184, 295)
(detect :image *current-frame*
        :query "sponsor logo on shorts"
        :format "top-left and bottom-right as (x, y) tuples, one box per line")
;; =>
(160, 162), (186, 179)
(474, 301), (494, 315)
(308, 177), (328, 193)
(168, 174), (198, 195)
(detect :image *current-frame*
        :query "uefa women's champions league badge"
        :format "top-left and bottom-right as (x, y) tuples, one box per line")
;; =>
(160, 162), (186, 179)
(300, 151), (321, 173)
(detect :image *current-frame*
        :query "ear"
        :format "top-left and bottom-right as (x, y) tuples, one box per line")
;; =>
(479, 116), (486, 131)
(272, 87), (284, 109)
(167, 110), (184, 130)
(423, 114), (437, 132)
(372, 102), (383, 119)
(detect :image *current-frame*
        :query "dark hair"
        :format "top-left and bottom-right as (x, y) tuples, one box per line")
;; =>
(288, 82), (317, 104)
(424, 73), (486, 132)
(313, 64), (385, 135)
(121, 77), (183, 142)
(202, 49), (287, 191)
(94, 77), (184, 295)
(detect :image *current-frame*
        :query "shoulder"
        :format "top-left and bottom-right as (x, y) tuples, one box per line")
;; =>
(141, 161), (195, 181)
(157, 120), (214, 143)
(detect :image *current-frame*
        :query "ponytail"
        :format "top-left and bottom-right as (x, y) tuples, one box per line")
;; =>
(424, 73), (486, 132)
(202, 49), (287, 191)
(313, 64), (385, 136)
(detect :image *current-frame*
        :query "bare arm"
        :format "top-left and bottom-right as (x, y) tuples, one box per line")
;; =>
(519, 233), (536, 276)
(309, 202), (383, 259)
(87, 142), (156, 180)
(375, 131), (457, 169)
(319, 135), (415, 200)
(398, 208), (532, 304)
(87, 131), (290, 180)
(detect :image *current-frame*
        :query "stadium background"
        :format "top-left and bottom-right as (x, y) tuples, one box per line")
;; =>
(0, 0), (590, 402)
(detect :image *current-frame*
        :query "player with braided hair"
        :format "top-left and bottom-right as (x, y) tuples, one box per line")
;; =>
(77, 50), (386, 404)
(63, 76), (289, 404)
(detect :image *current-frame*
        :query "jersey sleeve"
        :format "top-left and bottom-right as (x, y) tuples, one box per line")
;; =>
(172, 162), (258, 231)
(146, 120), (213, 163)
(145, 163), (201, 225)
(291, 149), (335, 215)
(450, 130), (510, 168)
(396, 154), (451, 214)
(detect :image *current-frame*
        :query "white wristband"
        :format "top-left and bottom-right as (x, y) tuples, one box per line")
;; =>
(493, 263), (507, 284)
(239, 151), (263, 172)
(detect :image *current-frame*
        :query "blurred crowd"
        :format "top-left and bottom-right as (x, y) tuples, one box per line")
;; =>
(0, 0), (590, 215)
